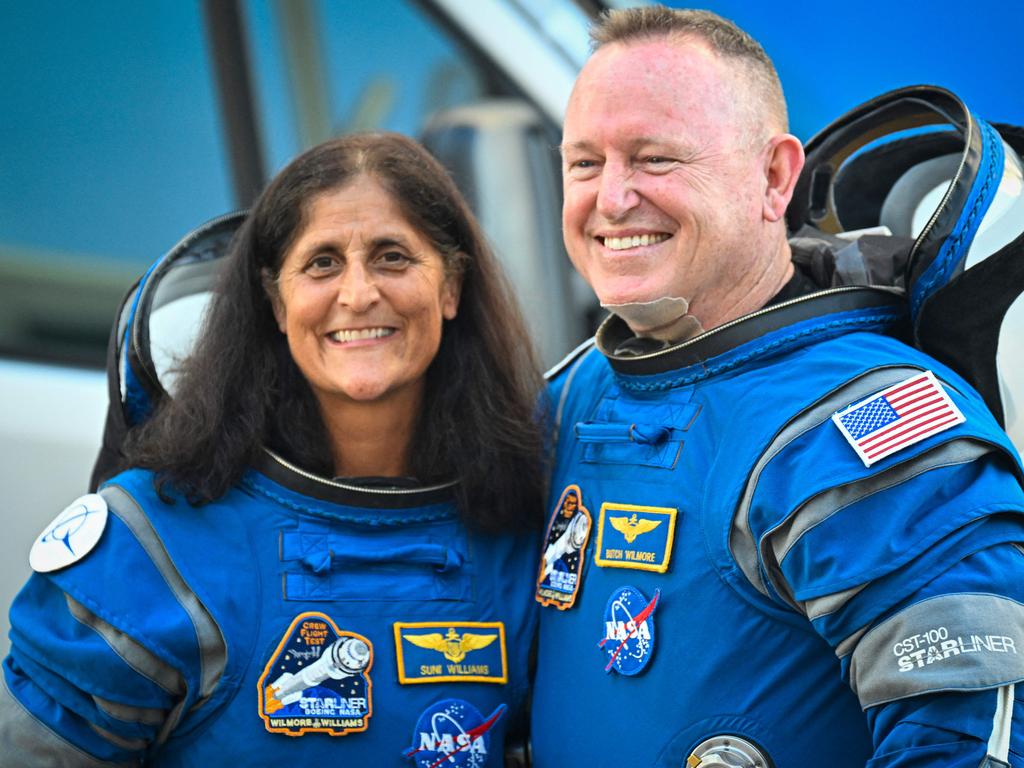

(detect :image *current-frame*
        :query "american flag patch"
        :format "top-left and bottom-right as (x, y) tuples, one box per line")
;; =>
(831, 371), (965, 466)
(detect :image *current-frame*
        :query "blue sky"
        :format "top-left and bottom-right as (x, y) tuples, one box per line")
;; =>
(669, 1), (1024, 139)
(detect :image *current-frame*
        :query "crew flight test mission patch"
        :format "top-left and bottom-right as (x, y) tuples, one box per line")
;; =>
(258, 612), (372, 736)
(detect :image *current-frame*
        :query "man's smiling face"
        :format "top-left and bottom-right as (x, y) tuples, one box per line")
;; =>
(561, 37), (772, 326)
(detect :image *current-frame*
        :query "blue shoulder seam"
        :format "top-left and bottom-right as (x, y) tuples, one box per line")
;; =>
(544, 337), (596, 382)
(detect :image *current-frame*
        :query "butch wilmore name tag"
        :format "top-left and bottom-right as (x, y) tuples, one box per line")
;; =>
(594, 502), (677, 573)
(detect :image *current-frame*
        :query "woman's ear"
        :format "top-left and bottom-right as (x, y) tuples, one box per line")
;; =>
(442, 268), (463, 321)
(261, 268), (287, 332)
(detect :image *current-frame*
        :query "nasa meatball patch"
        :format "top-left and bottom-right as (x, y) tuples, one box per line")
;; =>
(30, 493), (108, 573)
(404, 699), (507, 768)
(599, 586), (660, 676)
(258, 612), (372, 736)
(536, 484), (592, 609)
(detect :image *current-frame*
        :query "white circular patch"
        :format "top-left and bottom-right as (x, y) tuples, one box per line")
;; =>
(29, 493), (108, 573)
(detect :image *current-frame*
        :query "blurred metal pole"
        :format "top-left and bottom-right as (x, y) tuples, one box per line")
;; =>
(203, 0), (267, 206)
(274, 0), (334, 148)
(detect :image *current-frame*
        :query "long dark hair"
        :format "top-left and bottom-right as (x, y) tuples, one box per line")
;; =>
(125, 133), (545, 531)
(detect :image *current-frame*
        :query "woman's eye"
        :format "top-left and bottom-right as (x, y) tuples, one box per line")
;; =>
(378, 251), (411, 268)
(306, 254), (339, 273)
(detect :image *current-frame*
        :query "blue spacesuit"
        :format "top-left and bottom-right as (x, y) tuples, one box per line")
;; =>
(530, 287), (1024, 767)
(2, 452), (535, 766)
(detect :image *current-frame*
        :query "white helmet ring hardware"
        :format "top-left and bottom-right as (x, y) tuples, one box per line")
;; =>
(787, 85), (1024, 453)
(687, 735), (773, 768)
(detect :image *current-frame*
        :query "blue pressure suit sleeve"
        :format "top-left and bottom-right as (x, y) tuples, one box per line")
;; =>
(737, 370), (1024, 766)
(1, 486), (215, 766)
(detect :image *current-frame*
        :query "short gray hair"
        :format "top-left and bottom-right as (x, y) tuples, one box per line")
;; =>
(590, 6), (788, 132)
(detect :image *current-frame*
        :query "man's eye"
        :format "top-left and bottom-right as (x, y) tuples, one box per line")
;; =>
(644, 156), (672, 164)
(566, 159), (601, 178)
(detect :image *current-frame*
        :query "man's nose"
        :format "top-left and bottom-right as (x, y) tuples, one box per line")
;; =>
(596, 163), (641, 220)
(335, 262), (381, 312)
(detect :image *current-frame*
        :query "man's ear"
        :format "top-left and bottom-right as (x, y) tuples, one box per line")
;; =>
(762, 133), (805, 223)
(261, 268), (287, 332)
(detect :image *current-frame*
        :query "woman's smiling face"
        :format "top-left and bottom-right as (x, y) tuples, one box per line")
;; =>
(269, 175), (460, 410)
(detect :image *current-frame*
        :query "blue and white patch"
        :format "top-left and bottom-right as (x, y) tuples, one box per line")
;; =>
(594, 502), (677, 573)
(404, 699), (507, 768)
(29, 493), (108, 573)
(536, 484), (592, 610)
(599, 586), (660, 676)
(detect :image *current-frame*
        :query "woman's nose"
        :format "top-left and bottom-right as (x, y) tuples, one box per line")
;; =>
(335, 262), (381, 312)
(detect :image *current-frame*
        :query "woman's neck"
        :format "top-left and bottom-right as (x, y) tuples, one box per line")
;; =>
(316, 387), (422, 478)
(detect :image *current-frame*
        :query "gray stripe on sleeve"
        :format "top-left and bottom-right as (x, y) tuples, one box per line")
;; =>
(88, 724), (148, 752)
(729, 366), (925, 597)
(763, 439), (991, 610)
(986, 684), (1014, 762)
(849, 593), (1024, 709)
(93, 696), (166, 727)
(65, 594), (184, 697)
(0, 675), (132, 767)
(836, 626), (869, 659)
(98, 486), (227, 705)
(803, 582), (868, 621)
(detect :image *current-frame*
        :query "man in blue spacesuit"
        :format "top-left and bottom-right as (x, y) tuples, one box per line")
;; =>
(530, 6), (1024, 767)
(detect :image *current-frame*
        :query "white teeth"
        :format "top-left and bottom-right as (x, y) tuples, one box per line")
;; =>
(603, 233), (669, 251)
(329, 328), (395, 343)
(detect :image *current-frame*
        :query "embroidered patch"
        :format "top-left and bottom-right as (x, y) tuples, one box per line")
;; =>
(832, 371), (965, 466)
(30, 493), (108, 573)
(536, 484), (592, 609)
(258, 612), (372, 736)
(599, 586), (660, 676)
(394, 622), (507, 684)
(594, 503), (677, 573)
(404, 699), (507, 768)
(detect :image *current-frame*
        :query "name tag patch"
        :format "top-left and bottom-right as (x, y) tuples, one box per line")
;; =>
(594, 502), (677, 573)
(599, 585), (660, 676)
(536, 484), (592, 609)
(404, 699), (507, 768)
(258, 612), (372, 736)
(394, 622), (507, 684)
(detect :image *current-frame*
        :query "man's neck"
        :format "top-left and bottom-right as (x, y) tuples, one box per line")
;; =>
(689, 243), (795, 333)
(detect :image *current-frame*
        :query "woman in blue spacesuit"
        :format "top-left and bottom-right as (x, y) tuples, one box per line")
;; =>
(2, 133), (543, 766)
